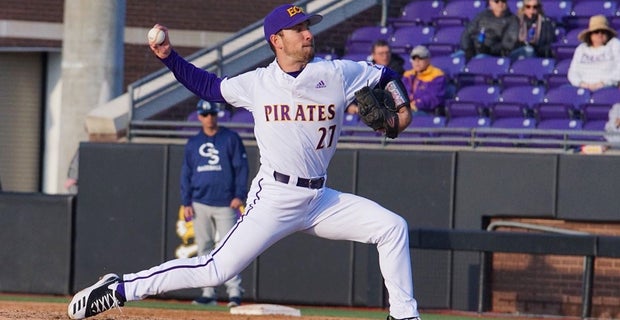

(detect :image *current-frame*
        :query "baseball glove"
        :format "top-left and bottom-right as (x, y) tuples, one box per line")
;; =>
(354, 87), (400, 138)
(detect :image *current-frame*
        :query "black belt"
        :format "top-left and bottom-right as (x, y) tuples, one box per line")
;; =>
(273, 171), (325, 189)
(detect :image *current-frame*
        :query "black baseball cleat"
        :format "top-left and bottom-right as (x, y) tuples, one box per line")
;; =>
(67, 273), (126, 319)
(386, 316), (421, 320)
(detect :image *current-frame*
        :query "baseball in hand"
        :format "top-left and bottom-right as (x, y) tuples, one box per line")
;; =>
(147, 27), (165, 45)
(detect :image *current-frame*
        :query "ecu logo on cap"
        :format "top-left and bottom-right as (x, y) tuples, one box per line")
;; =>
(286, 5), (304, 17)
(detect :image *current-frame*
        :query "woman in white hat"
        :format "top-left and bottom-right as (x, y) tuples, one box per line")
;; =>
(567, 15), (620, 91)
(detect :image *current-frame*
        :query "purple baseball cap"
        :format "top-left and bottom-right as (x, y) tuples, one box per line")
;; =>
(263, 4), (323, 43)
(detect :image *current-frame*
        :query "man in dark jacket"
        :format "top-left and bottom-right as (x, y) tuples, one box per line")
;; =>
(460, 0), (519, 61)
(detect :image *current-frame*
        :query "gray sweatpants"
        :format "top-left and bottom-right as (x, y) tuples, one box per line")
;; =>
(193, 202), (243, 298)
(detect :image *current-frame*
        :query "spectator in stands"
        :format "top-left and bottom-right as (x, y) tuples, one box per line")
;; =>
(346, 40), (405, 115)
(568, 15), (620, 91)
(512, 0), (556, 58)
(370, 39), (405, 76)
(181, 99), (248, 307)
(605, 103), (620, 145)
(401, 45), (446, 115)
(459, 0), (519, 61)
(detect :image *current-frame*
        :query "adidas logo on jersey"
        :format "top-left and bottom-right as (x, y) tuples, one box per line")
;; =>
(315, 80), (326, 89)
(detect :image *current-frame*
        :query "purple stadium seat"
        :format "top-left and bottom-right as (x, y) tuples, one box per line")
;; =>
(457, 57), (511, 87)
(345, 41), (373, 55)
(544, 74), (568, 90)
(432, 26), (465, 44)
(219, 108), (232, 122)
(443, 102), (492, 145)
(555, 28), (582, 47)
(485, 102), (537, 146)
(501, 58), (556, 87)
(229, 108), (255, 133)
(544, 59), (571, 89)
(554, 26), (567, 41)
(450, 84), (501, 111)
(552, 45), (576, 61)
(341, 53), (371, 62)
(447, 101), (486, 118)
(432, 55), (466, 79)
(580, 104), (611, 141)
(500, 85), (546, 109)
(428, 26), (465, 56)
(582, 104), (611, 122)
(432, 55), (465, 100)
(446, 85), (500, 120)
(400, 53), (412, 71)
(389, 26), (435, 54)
(543, 85), (591, 111)
(446, 115), (491, 129)
(551, 28), (581, 60)
(491, 103), (529, 119)
(398, 114), (447, 143)
(506, 0), (521, 14)
(612, 16), (620, 30)
(432, 0), (486, 27)
(341, 113), (360, 136)
(564, 0), (617, 30)
(533, 104), (583, 146)
(389, 0), (445, 27)
(345, 26), (393, 54)
(349, 26), (393, 43)
(577, 87), (620, 139)
(589, 87), (620, 106)
(543, 0), (573, 23)
(554, 58), (572, 74)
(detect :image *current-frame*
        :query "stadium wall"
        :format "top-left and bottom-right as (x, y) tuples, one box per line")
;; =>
(3, 142), (620, 318)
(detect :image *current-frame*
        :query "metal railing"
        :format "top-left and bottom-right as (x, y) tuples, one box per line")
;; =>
(129, 119), (620, 151)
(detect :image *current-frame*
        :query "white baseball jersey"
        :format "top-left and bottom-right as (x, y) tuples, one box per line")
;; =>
(221, 58), (382, 178)
(118, 57), (420, 319)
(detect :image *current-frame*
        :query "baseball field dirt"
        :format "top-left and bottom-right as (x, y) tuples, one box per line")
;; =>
(0, 295), (576, 320)
(0, 300), (365, 320)
(0, 296), (387, 320)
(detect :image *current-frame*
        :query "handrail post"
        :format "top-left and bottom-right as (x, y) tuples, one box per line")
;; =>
(127, 84), (135, 141)
(582, 255), (594, 319)
(217, 47), (223, 77)
(381, 0), (389, 27)
(477, 251), (488, 313)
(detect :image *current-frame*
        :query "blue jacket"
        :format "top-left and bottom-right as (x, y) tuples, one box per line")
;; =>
(181, 126), (248, 207)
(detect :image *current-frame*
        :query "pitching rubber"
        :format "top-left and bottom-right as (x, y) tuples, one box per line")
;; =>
(229, 304), (301, 316)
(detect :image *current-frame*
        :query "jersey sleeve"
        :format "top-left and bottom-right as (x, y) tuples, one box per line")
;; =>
(160, 50), (226, 103)
(220, 71), (257, 111)
(338, 60), (384, 104)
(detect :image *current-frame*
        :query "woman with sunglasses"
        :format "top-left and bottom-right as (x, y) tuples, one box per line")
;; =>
(512, 0), (556, 59)
(568, 15), (620, 91)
